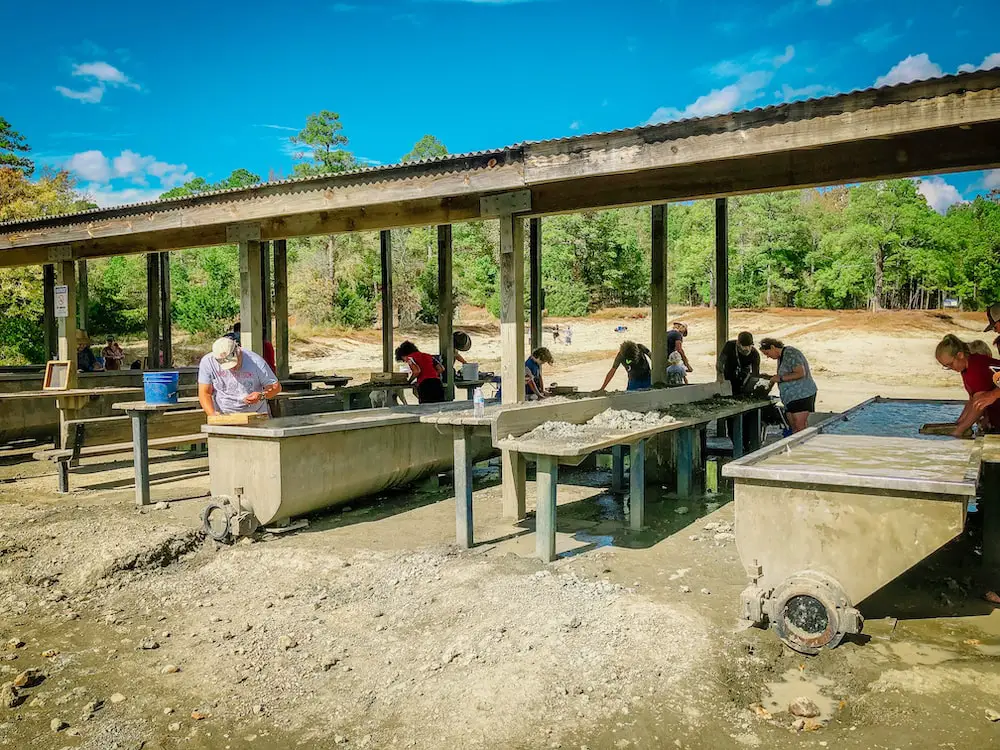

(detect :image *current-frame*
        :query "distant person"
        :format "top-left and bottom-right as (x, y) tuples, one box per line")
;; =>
(935, 334), (1000, 436)
(396, 340), (445, 404)
(102, 336), (125, 371)
(665, 351), (688, 386)
(227, 322), (276, 374)
(759, 337), (817, 434)
(198, 337), (281, 417)
(717, 331), (761, 395)
(563, 325), (573, 345)
(599, 341), (652, 392)
(667, 322), (693, 373)
(986, 303), (1000, 356)
(525, 347), (554, 399)
(552, 325), (561, 345)
(76, 331), (101, 373)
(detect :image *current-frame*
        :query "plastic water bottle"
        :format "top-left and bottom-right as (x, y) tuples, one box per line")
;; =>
(473, 387), (485, 418)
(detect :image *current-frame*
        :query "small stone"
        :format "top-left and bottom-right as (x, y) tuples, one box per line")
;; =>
(441, 647), (460, 665)
(986, 708), (1000, 722)
(700, 588), (711, 595)
(168, 722), (181, 731)
(154, 502), (169, 510)
(50, 718), (67, 732)
(12, 669), (40, 688)
(66, 727), (82, 737)
(278, 635), (297, 651)
(81, 699), (103, 716)
(5, 639), (23, 651)
(40, 649), (59, 658)
(679, 585), (691, 594)
(789, 697), (821, 718)
(714, 532), (736, 542)
(252, 704), (264, 715)
(568, 616), (582, 629)
(322, 656), (341, 671)
(137, 638), (160, 650)
(109, 693), (126, 704)
(703, 522), (720, 531)
(164, 707), (174, 714)
(688, 535), (701, 542)
(791, 718), (805, 732)
(161, 664), (181, 674)
(0, 682), (18, 708)
(191, 710), (209, 720)
(674, 506), (689, 514)
(334, 734), (347, 745)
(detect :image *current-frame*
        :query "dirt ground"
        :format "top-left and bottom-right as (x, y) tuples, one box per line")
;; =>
(3, 308), (1000, 749)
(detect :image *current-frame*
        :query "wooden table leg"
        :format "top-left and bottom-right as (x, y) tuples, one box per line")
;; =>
(748, 408), (763, 451)
(454, 427), (474, 549)
(982, 462), (1000, 580)
(630, 439), (646, 531)
(535, 454), (558, 563)
(731, 415), (745, 459)
(677, 428), (694, 498)
(131, 412), (151, 506)
(611, 444), (626, 493)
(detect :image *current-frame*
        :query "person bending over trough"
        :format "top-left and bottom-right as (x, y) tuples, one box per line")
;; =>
(935, 334), (1000, 437)
(760, 337), (817, 434)
(525, 347), (554, 399)
(599, 341), (652, 392)
(396, 341), (445, 404)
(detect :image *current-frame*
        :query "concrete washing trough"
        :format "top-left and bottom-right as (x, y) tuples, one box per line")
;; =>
(723, 398), (980, 655)
(202, 402), (494, 536)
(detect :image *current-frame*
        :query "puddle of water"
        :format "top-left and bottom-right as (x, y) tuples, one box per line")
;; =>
(974, 641), (1000, 657)
(762, 668), (837, 720)
(873, 640), (963, 665)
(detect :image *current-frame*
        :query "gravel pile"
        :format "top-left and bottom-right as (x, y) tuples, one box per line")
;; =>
(516, 408), (677, 446)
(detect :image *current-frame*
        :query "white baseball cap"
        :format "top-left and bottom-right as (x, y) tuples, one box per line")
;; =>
(985, 303), (1000, 332)
(212, 337), (240, 370)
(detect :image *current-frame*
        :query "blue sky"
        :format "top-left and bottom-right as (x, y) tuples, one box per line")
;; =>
(3, 0), (998, 210)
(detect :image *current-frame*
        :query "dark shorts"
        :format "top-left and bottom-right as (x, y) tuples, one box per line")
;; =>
(785, 393), (816, 414)
(627, 376), (652, 391)
(416, 378), (445, 404)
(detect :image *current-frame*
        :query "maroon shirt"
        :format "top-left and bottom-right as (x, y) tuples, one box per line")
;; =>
(962, 354), (1000, 427)
(405, 351), (441, 385)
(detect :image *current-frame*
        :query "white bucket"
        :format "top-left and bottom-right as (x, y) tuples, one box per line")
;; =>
(461, 363), (480, 381)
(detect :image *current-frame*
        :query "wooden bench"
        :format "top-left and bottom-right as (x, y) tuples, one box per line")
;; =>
(34, 409), (207, 493)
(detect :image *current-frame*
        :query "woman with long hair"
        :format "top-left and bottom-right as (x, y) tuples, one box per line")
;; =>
(934, 334), (1000, 437)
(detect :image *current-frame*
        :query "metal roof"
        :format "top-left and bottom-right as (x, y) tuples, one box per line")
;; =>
(1, 68), (998, 232)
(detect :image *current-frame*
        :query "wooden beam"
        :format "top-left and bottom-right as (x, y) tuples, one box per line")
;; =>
(238, 236), (264, 357)
(650, 204), (667, 384)
(43, 264), (56, 361)
(145, 253), (160, 368)
(273, 239), (290, 379)
(159, 253), (172, 367)
(529, 217), (542, 351)
(260, 240), (272, 344)
(55, 260), (77, 386)
(499, 214), (526, 519)
(437, 225), (454, 401)
(380, 230), (393, 373)
(76, 260), (88, 333)
(715, 198), (729, 376)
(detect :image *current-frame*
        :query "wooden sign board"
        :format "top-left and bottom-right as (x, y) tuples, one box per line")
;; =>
(43, 360), (72, 391)
(207, 413), (270, 426)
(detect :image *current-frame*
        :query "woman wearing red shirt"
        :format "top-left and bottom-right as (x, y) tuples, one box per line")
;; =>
(395, 341), (445, 404)
(935, 334), (1000, 437)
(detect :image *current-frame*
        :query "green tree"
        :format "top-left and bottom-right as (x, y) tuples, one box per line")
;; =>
(159, 169), (260, 200)
(401, 135), (447, 163)
(290, 111), (355, 176)
(0, 117), (33, 176)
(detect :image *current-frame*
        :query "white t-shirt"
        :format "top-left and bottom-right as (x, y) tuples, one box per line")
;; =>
(197, 349), (277, 414)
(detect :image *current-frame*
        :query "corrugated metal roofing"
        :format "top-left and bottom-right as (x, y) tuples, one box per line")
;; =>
(1, 68), (997, 230)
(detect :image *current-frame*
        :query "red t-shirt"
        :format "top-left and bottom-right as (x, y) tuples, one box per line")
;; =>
(405, 351), (441, 385)
(962, 354), (1000, 426)
(263, 340), (276, 373)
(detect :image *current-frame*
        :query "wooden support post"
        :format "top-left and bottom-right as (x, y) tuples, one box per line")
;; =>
(715, 198), (729, 378)
(535, 454), (558, 563)
(529, 217), (542, 351)
(453, 426), (473, 548)
(748, 408), (763, 451)
(499, 214), (526, 519)
(982, 463), (1000, 580)
(630, 439), (646, 531)
(677, 428), (694, 498)
(260, 241), (272, 344)
(131, 412), (151, 506)
(438, 225), (455, 401)
(611, 444), (626, 493)
(77, 260), (89, 334)
(380, 230), (393, 373)
(731, 415), (745, 459)
(273, 239), (290, 379)
(238, 235), (264, 356)
(650, 204), (668, 382)
(43, 264), (56, 361)
(159, 253), (172, 367)
(145, 253), (160, 368)
(56, 259), (78, 449)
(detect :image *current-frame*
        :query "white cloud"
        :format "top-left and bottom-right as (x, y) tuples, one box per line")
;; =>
(56, 60), (140, 104)
(983, 170), (1000, 190)
(816, 0), (832, 6)
(875, 53), (943, 87)
(569, 121), (581, 130)
(54, 85), (104, 104)
(917, 176), (964, 214)
(81, 183), (165, 208)
(647, 70), (772, 124)
(777, 83), (833, 101)
(773, 45), (795, 68)
(65, 150), (111, 182)
(958, 52), (1000, 73)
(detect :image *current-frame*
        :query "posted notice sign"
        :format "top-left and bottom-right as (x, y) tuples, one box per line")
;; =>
(54, 285), (69, 318)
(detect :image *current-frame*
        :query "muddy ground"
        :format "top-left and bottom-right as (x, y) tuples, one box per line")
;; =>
(2, 441), (1000, 750)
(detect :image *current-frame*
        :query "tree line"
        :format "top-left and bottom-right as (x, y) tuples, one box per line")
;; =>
(1, 112), (999, 364)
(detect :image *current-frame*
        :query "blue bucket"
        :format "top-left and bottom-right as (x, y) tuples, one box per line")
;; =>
(143, 371), (179, 405)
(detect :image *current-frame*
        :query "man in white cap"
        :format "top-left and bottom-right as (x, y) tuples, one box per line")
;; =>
(985, 303), (1000, 356)
(197, 337), (281, 417)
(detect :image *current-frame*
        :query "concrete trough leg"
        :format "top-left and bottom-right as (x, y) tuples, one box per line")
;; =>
(611, 444), (626, 494)
(453, 427), (474, 549)
(676, 428), (694, 497)
(535, 454), (558, 563)
(630, 439), (646, 531)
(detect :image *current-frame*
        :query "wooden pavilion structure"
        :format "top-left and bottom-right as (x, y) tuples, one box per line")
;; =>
(2, 69), (999, 516)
